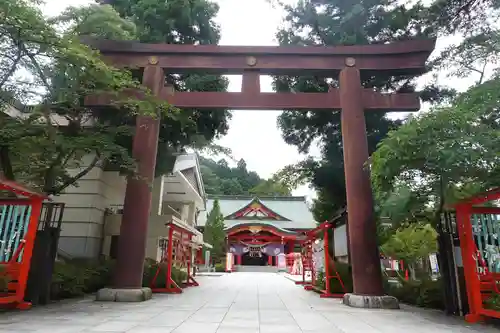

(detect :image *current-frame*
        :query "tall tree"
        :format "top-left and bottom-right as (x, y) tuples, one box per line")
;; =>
(199, 156), (261, 195)
(0, 2), (169, 193)
(203, 199), (226, 261)
(199, 156), (292, 196)
(370, 78), (500, 224)
(273, 0), (454, 219)
(249, 178), (292, 197)
(432, 28), (500, 85)
(381, 223), (438, 280)
(102, 0), (231, 175)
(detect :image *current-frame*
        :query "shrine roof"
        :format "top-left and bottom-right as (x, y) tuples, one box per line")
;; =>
(197, 196), (317, 230)
(225, 222), (300, 236)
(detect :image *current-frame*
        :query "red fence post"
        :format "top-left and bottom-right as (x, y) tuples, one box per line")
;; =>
(457, 205), (484, 323)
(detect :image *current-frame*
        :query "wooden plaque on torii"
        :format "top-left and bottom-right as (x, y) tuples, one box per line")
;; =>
(84, 38), (435, 297)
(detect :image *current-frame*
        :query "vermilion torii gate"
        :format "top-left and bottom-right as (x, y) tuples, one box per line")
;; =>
(85, 38), (435, 307)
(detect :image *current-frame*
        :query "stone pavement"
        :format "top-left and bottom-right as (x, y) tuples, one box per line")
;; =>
(0, 272), (498, 333)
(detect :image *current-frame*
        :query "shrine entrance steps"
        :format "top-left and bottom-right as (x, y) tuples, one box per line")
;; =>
(234, 265), (278, 273)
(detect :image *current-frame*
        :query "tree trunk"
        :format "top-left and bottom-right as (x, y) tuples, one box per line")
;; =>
(0, 145), (15, 181)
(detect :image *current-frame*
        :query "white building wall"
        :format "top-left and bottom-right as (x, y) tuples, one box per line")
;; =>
(334, 224), (349, 259)
(53, 154), (203, 259)
(52, 154), (127, 258)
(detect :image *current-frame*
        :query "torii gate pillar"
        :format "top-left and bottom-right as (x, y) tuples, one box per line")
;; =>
(339, 62), (398, 308)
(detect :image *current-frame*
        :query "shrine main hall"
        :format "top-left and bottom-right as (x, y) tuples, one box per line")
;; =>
(197, 196), (316, 267)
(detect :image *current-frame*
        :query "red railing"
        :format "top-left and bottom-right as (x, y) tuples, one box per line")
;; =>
(0, 179), (46, 310)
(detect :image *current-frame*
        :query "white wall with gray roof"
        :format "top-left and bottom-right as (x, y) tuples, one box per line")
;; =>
(197, 196), (317, 230)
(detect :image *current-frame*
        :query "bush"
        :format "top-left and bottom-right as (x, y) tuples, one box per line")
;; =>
(214, 263), (225, 272)
(51, 259), (115, 299)
(330, 261), (353, 293)
(485, 294), (500, 311)
(0, 264), (11, 292)
(51, 258), (189, 300)
(313, 261), (353, 294)
(385, 277), (444, 309)
(142, 259), (187, 288)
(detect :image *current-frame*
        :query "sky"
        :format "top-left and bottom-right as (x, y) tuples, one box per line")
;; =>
(41, 0), (478, 200)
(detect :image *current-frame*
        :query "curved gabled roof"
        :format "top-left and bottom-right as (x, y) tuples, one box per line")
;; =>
(198, 196), (316, 230)
(225, 222), (300, 237)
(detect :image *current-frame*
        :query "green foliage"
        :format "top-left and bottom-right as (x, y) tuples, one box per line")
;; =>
(200, 156), (290, 196)
(381, 223), (438, 265)
(314, 261), (353, 294)
(273, 0), (456, 220)
(51, 258), (188, 299)
(0, 0), (173, 193)
(107, 0), (231, 175)
(484, 294), (500, 311)
(51, 259), (115, 299)
(203, 199), (226, 260)
(142, 259), (187, 288)
(376, 185), (431, 227)
(371, 80), (500, 212)
(214, 262), (225, 272)
(52, 4), (137, 40)
(0, 264), (10, 292)
(384, 278), (444, 310)
(200, 156), (261, 195)
(432, 29), (500, 85)
(249, 177), (292, 197)
(425, 0), (500, 34)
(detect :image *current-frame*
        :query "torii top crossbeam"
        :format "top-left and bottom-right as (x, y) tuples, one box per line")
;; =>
(84, 38), (435, 75)
(84, 38), (435, 111)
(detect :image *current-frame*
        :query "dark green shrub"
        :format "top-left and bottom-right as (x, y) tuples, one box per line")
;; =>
(311, 262), (353, 293)
(315, 271), (326, 289)
(0, 264), (11, 292)
(142, 259), (187, 288)
(51, 258), (189, 300)
(385, 277), (444, 309)
(485, 294), (500, 311)
(329, 261), (353, 293)
(214, 263), (225, 272)
(51, 259), (114, 299)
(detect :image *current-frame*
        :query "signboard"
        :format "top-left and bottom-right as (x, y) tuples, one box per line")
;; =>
(204, 250), (210, 268)
(312, 240), (325, 273)
(225, 252), (233, 272)
(277, 253), (287, 272)
(429, 253), (439, 273)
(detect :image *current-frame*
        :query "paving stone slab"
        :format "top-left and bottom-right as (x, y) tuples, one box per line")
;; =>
(0, 273), (497, 333)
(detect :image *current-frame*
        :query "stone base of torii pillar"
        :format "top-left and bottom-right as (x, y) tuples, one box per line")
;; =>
(343, 294), (400, 309)
(96, 288), (153, 302)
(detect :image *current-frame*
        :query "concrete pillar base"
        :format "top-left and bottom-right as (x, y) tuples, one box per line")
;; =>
(96, 287), (152, 302)
(342, 293), (399, 309)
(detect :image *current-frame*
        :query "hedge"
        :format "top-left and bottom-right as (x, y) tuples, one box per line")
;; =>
(313, 261), (444, 309)
(50, 258), (187, 300)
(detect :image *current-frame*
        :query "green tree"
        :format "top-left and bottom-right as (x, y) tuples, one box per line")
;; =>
(273, 0), (455, 220)
(199, 156), (293, 196)
(103, 0), (231, 175)
(381, 223), (438, 280)
(0, 1), (170, 193)
(249, 178), (292, 197)
(432, 28), (500, 85)
(199, 156), (261, 195)
(370, 78), (500, 224)
(203, 199), (226, 261)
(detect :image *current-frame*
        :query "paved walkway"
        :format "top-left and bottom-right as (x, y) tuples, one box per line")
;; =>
(0, 273), (498, 332)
